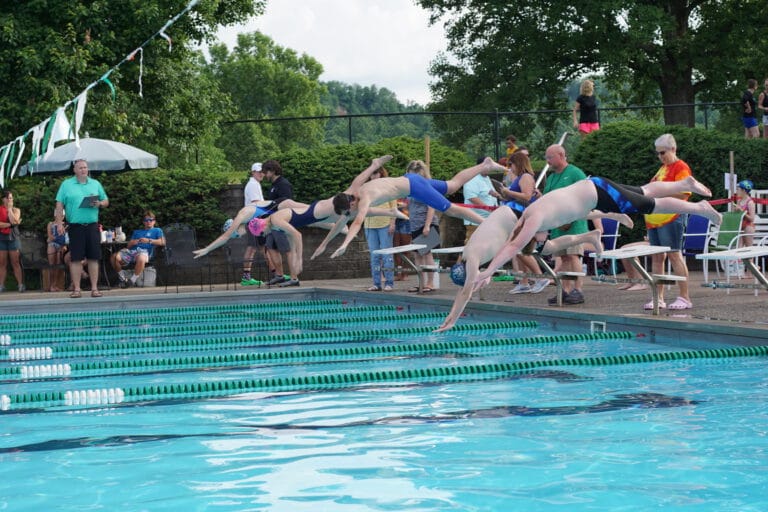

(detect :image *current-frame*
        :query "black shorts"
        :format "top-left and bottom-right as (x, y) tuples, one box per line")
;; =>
(67, 223), (101, 261)
(265, 231), (290, 253)
(246, 231), (265, 248)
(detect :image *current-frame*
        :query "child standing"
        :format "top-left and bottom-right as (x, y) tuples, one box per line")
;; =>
(46, 208), (68, 291)
(734, 179), (756, 247)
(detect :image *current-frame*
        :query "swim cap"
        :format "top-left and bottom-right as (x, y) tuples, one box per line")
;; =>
(248, 217), (267, 236)
(222, 218), (239, 238)
(737, 179), (753, 192)
(450, 262), (467, 286)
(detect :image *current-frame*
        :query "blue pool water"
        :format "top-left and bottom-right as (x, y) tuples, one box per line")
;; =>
(1, 297), (767, 511)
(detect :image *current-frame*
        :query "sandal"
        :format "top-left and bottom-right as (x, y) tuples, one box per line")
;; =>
(367, 285), (382, 292)
(90, 290), (103, 298)
(668, 296), (692, 310)
(69, 290), (82, 298)
(421, 287), (434, 293)
(643, 299), (666, 310)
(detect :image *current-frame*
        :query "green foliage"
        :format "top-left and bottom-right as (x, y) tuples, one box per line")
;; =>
(209, 32), (329, 169)
(274, 136), (473, 203)
(417, 0), (768, 128)
(0, 1), (262, 166)
(10, 166), (230, 241)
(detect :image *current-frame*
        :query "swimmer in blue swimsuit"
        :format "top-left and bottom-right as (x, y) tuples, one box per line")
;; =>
(473, 175), (721, 291)
(330, 157), (508, 259)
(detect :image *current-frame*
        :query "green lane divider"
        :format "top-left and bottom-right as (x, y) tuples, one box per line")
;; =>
(1, 331), (632, 378)
(0, 320), (537, 359)
(0, 299), (345, 323)
(6, 311), (470, 345)
(1, 304), (398, 335)
(3, 344), (768, 411)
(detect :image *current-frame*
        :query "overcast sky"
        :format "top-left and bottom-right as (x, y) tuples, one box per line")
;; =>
(214, 0), (448, 105)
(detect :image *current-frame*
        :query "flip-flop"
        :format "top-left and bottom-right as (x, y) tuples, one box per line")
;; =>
(668, 296), (692, 310)
(407, 286), (420, 293)
(69, 290), (82, 298)
(90, 290), (103, 298)
(421, 287), (434, 293)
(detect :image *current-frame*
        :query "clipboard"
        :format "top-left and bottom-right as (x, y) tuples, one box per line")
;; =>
(411, 228), (441, 255)
(79, 195), (99, 208)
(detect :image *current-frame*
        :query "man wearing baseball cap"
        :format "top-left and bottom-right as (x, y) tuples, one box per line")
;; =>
(241, 162), (265, 285)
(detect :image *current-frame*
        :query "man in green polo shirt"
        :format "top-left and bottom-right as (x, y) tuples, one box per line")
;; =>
(55, 159), (109, 298)
(542, 144), (588, 305)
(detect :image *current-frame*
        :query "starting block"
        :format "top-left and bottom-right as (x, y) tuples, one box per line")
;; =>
(373, 244), (427, 293)
(589, 245), (683, 315)
(697, 246), (768, 295)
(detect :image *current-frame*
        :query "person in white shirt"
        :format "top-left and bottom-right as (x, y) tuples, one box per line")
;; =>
(462, 158), (500, 244)
(241, 163), (265, 285)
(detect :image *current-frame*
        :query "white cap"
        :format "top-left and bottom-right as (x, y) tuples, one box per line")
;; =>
(251, 162), (263, 173)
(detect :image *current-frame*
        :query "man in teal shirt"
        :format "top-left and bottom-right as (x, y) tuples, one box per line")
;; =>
(542, 144), (588, 305)
(55, 159), (109, 298)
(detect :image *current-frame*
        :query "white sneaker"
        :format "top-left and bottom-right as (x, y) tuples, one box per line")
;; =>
(508, 283), (532, 295)
(530, 278), (550, 294)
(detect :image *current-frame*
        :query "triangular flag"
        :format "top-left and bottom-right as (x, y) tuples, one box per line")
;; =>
(43, 107), (72, 159)
(0, 145), (9, 188)
(10, 135), (26, 179)
(70, 90), (89, 148)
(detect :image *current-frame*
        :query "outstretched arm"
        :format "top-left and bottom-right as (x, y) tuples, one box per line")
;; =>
(345, 155), (393, 194)
(311, 217), (349, 259)
(193, 208), (251, 259)
(330, 198), (371, 258)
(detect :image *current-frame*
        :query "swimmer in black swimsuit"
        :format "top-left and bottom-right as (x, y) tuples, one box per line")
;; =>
(473, 175), (720, 291)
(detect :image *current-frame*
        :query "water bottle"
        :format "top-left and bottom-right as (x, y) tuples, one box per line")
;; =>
(433, 258), (441, 289)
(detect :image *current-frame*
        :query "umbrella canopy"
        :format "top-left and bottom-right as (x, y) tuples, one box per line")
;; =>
(20, 138), (159, 176)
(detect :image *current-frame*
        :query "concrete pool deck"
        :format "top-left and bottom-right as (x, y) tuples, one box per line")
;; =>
(1, 269), (767, 341)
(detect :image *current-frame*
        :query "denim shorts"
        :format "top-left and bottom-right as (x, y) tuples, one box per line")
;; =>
(0, 239), (20, 251)
(648, 215), (685, 250)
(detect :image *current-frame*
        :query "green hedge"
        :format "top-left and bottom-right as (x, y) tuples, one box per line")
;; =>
(4, 136), (471, 239)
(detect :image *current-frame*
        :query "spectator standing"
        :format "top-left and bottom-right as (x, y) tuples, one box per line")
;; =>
(262, 160), (294, 285)
(500, 134), (519, 168)
(462, 157), (499, 244)
(241, 162), (265, 285)
(573, 79), (600, 137)
(112, 210), (165, 287)
(758, 78), (768, 139)
(363, 167), (396, 291)
(542, 145), (588, 305)
(644, 133), (693, 310)
(392, 198), (411, 281)
(742, 78), (760, 139)
(406, 160), (441, 293)
(46, 207), (68, 291)
(0, 190), (24, 292)
(55, 159), (108, 298)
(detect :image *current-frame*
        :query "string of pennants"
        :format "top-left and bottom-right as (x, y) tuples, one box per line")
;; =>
(0, 0), (200, 188)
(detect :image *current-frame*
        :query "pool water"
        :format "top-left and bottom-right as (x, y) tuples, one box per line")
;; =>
(1, 298), (767, 511)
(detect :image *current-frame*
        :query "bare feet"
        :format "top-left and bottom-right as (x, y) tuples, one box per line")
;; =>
(699, 200), (722, 225)
(684, 176), (712, 197)
(615, 214), (633, 229)
(583, 229), (604, 256)
(373, 155), (393, 168)
(482, 157), (507, 174)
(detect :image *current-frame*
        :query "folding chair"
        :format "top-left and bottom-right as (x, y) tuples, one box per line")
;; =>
(701, 211), (744, 282)
(163, 223), (212, 293)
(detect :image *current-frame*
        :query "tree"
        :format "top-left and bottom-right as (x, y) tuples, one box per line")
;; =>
(0, 0), (262, 168)
(417, 0), (768, 127)
(208, 32), (329, 169)
(321, 81), (432, 144)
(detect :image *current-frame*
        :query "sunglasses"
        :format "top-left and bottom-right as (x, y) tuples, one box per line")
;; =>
(143, 217), (155, 222)
(656, 151), (666, 156)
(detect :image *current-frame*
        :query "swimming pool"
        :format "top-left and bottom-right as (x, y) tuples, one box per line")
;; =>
(1, 293), (767, 511)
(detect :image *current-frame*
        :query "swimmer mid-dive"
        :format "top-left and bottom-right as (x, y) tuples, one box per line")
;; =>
(471, 175), (720, 292)
(326, 157), (508, 259)
(434, 204), (627, 332)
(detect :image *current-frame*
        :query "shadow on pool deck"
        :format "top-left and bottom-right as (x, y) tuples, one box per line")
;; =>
(1, 270), (767, 337)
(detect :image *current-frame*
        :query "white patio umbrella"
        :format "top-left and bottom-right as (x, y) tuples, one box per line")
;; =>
(20, 137), (159, 175)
